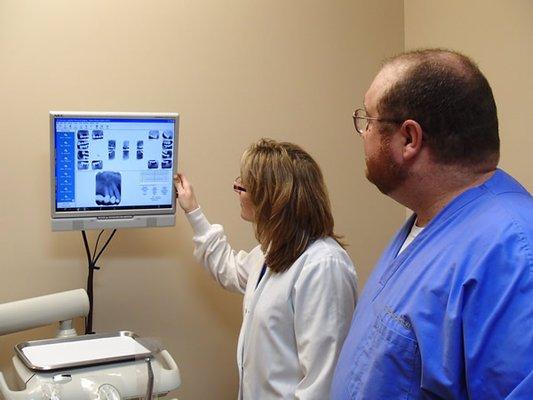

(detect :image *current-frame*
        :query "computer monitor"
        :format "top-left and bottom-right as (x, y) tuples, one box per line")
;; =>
(50, 111), (179, 231)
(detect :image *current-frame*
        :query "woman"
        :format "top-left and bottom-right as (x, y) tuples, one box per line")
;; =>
(175, 138), (357, 400)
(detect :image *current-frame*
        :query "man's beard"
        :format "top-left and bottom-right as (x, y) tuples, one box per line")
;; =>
(365, 138), (408, 195)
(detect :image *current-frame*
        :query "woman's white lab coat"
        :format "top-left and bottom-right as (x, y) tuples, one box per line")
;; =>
(186, 208), (358, 400)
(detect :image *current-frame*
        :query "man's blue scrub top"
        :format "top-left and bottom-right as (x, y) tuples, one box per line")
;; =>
(331, 169), (533, 399)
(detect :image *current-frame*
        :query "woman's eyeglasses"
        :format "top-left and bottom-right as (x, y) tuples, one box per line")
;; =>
(233, 177), (247, 194)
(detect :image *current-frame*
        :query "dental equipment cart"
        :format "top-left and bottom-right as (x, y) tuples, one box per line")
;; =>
(0, 290), (181, 400)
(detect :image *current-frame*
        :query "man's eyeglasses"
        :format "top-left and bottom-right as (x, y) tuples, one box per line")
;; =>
(233, 177), (246, 194)
(352, 108), (403, 135)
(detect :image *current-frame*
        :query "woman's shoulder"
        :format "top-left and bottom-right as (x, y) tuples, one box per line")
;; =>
(292, 237), (357, 288)
(249, 244), (264, 257)
(307, 236), (346, 255)
(302, 237), (354, 269)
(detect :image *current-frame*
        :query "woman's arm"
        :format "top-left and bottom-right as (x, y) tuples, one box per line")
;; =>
(186, 208), (255, 293)
(176, 173), (254, 293)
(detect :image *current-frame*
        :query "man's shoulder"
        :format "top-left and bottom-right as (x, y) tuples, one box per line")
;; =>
(454, 169), (533, 233)
(482, 169), (532, 212)
(436, 174), (533, 278)
(474, 181), (533, 236)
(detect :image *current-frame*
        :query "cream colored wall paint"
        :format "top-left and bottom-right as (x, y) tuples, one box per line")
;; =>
(0, 1), (404, 398)
(404, 0), (533, 191)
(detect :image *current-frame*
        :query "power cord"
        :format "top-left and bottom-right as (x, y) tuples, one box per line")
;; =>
(81, 229), (117, 334)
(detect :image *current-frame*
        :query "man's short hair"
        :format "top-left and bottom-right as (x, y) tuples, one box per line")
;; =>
(378, 49), (500, 167)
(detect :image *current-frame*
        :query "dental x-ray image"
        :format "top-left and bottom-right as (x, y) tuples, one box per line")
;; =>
(77, 130), (89, 140)
(95, 171), (121, 205)
(77, 161), (89, 170)
(92, 130), (104, 140)
(92, 160), (103, 170)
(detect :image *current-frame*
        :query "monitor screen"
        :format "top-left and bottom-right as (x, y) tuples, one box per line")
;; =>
(50, 111), (179, 231)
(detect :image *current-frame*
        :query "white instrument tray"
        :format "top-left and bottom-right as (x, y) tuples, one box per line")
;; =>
(15, 331), (152, 372)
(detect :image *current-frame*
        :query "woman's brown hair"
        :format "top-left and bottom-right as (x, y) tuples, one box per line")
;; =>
(240, 138), (343, 273)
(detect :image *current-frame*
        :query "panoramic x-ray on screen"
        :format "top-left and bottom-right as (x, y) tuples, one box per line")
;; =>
(50, 112), (179, 231)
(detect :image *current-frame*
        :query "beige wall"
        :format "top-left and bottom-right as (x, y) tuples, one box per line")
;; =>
(0, 1), (404, 398)
(2, 1), (531, 399)
(404, 0), (533, 190)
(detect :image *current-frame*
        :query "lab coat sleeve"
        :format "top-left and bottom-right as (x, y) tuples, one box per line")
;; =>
(292, 255), (358, 400)
(185, 207), (253, 294)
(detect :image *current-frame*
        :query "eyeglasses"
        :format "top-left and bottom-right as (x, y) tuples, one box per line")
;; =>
(352, 108), (404, 135)
(233, 176), (247, 194)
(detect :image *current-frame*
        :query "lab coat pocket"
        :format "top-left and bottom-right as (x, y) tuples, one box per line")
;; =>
(347, 310), (421, 400)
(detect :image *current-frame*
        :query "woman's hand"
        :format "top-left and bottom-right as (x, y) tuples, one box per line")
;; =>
(174, 173), (199, 213)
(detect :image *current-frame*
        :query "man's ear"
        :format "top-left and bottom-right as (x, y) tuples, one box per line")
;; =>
(400, 119), (423, 161)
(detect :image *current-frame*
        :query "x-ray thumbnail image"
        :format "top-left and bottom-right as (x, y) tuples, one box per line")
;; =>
(108, 150), (115, 160)
(95, 171), (121, 205)
(162, 130), (173, 139)
(123, 150), (130, 160)
(77, 130), (89, 140)
(137, 140), (144, 149)
(92, 130), (104, 140)
(77, 160), (89, 170)
(161, 160), (172, 169)
(78, 150), (89, 160)
(92, 160), (103, 170)
(149, 130), (160, 139)
(108, 140), (116, 150)
(148, 160), (158, 169)
(77, 140), (89, 150)
(123, 140), (130, 150)
(137, 150), (143, 160)
(162, 140), (173, 149)
(162, 150), (172, 159)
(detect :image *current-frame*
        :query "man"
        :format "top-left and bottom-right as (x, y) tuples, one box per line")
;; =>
(331, 49), (533, 399)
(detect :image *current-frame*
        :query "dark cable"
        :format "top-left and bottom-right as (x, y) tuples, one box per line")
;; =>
(81, 229), (117, 335)
(82, 231), (95, 334)
(81, 231), (92, 267)
(92, 230), (105, 263)
(93, 229), (117, 266)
